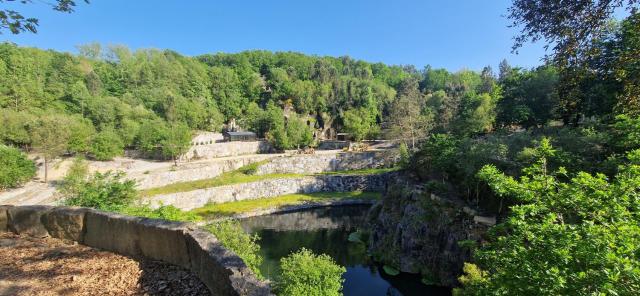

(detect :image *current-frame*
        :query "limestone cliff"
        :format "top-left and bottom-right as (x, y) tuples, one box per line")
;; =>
(366, 175), (489, 287)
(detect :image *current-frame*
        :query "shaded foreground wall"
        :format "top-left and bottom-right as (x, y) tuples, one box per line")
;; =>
(0, 205), (272, 296)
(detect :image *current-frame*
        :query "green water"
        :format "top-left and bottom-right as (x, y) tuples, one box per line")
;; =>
(238, 205), (452, 296)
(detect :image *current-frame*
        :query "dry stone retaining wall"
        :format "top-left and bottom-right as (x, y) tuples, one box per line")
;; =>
(183, 141), (273, 161)
(255, 151), (398, 175)
(143, 173), (393, 211)
(133, 154), (278, 189)
(0, 205), (271, 296)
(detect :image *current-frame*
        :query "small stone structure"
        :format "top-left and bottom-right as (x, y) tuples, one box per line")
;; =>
(0, 205), (272, 296)
(143, 173), (394, 211)
(255, 151), (398, 175)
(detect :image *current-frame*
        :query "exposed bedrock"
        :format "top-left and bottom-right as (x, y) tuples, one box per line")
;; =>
(366, 176), (490, 287)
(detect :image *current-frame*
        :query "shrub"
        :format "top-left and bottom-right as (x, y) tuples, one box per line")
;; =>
(121, 204), (201, 222)
(277, 248), (346, 296)
(205, 220), (263, 279)
(60, 157), (89, 196)
(91, 130), (124, 161)
(0, 145), (36, 189)
(63, 171), (137, 211)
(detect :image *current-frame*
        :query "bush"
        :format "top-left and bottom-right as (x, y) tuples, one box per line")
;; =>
(205, 220), (263, 279)
(60, 157), (89, 196)
(277, 248), (346, 296)
(91, 130), (124, 161)
(0, 145), (36, 189)
(120, 204), (201, 222)
(63, 171), (137, 211)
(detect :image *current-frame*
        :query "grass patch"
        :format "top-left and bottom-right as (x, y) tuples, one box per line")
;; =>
(140, 161), (302, 197)
(190, 191), (381, 218)
(316, 167), (400, 176)
(140, 161), (397, 197)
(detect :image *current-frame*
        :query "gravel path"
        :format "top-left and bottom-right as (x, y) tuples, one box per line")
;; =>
(0, 232), (210, 296)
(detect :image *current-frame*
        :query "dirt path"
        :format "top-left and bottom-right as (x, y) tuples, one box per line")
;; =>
(0, 232), (210, 296)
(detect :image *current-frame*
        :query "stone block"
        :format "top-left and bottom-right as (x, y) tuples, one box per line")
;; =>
(0, 205), (12, 232)
(42, 207), (88, 242)
(6, 205), (52, 237)
(83, 210), (143, 256)
(473, 215), (497, 226)
(137, 218), (191, 269)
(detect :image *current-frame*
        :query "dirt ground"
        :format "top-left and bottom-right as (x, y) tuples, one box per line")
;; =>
(0, 232), (210, 296)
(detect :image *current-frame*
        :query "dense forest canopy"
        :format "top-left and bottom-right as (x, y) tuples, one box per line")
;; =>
(0, 42), (508, 154)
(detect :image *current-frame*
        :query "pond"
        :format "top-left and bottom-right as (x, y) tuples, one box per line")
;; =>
(238, 205), (452, 296)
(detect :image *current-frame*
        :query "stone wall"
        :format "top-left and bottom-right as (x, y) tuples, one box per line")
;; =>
(133, 154), (278, 190)
(143, 173), (394, 211)
(0, 205), (272, 296)
(254, 150), (398, 175)
(183, 141), (273, 161)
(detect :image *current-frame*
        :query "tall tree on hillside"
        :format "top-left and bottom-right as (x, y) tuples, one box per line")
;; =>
(161, 122), (191, 166)
(1, 0), (88, 34)
(388, 95), (434, 149)
(30, 115), (71, 182)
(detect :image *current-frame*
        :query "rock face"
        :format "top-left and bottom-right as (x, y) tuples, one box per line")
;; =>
(144, 173), (394, 211)
(255, 151), (398, 175)
(367, 176), (488, 287)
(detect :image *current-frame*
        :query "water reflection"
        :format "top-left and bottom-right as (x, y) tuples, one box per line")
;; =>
(238, 205), (451, 296)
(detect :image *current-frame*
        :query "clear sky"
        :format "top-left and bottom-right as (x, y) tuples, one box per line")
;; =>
(1, 0), (549, 72)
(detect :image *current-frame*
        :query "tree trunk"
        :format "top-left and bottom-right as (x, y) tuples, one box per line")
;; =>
(44, 156), (48, 183)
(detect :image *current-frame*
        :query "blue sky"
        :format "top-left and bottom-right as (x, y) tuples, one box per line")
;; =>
(2, 0), (550, 71)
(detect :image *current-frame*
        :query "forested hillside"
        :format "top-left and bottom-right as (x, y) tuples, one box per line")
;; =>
(0, 42), (507, 154)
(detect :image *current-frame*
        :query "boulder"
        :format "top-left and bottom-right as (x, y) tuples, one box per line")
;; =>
(6, 205), (52, 237)
(42, 207), (88, 242)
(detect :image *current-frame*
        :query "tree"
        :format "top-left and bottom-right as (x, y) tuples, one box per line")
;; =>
(507, 0), (639, 123)
(160, 122), (191, 165)
(387, 95), (434, 149)
(456, 142), (640, 295)
(342, 107), (378, 141)
(0, 144), (35, 189)
(277, 248), (346, 296)
(0, 0), (88, 34)
(90, 130), (124, 161)
(30, 115), (71, 182)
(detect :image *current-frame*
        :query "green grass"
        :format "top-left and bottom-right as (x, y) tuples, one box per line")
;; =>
(139, 161), (302, 197)
(190, 191), (381, 218)
(315, 167), (400, 176)
(140, 160), (398, 197)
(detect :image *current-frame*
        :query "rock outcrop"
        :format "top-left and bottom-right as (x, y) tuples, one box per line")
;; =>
(367, 176), (489, 287)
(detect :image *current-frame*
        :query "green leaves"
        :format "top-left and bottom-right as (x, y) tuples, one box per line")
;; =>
(0, 144), (36, 189)
(277, 248), (346, 296)
(461, 141), (640, 295)
(63, 171), (137, 212)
